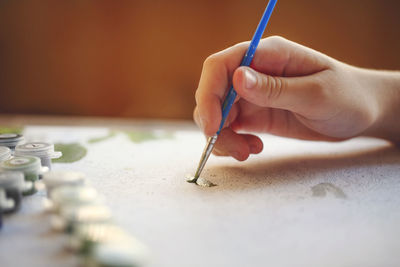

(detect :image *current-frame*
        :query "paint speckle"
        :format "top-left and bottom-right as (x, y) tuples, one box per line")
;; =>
(186, 174), (217, 187)
(311, 183), (346, 199)
(52, 143), (87, 163)
(0, 126), (24, 134)
(123, 131), (174, 143)
(88, 131), (117, 144)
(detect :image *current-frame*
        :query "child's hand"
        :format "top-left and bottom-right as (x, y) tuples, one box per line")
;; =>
(194, 36), (400, 161)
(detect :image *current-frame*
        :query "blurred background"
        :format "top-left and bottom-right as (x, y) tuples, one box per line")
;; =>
(0, 0), (399, 120)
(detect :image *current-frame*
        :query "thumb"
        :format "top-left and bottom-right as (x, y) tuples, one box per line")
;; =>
(233, 66), (322, 112)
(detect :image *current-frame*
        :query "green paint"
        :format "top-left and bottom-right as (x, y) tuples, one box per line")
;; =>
(0, 126), (23, 134)
(123, 130), (174, 143)
(311, 183), (346, 199)
(186, 174), (217, 187)
(88, 131), (116, 144)
(53, 143), (87, 163)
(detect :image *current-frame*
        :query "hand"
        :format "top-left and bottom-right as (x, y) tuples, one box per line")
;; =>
(194, 36), (400, 161)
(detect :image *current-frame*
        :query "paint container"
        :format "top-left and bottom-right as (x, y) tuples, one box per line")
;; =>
(14, 142), (62, 170)
(51, 204), (112, 233)
(0, 146), (12, 162)
(43, 171), (86, 197)
(84, 239), (149, 267)
(50, 186), (102, 214)
(0, 133), (24, 150)
(0, 156), (42, 195)
(0, 171), (28, 213)
(69, 223), (128, 254)
(0, 188), (15, 214)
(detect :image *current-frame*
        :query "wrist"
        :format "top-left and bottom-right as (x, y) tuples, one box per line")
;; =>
(359, 68), (400, 143)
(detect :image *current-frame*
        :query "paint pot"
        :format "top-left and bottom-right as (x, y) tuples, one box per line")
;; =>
(0, 188), (15, 214)
(0, 146), (12, 162)
(52, 204), (111, 233)
(50, 186), (102, 213)
(69, 223), (128, 254)
(0, 133), (24, 150)
(84, 238), (149, 267)
(15, 142), (62, 170)
(43, 171), (85, 197)
(0, 171), (27, 213)
(0, 156), (42, 195)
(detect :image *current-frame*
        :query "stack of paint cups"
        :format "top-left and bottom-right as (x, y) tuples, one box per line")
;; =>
(15, 142), (62, 170)
(0, 133), (24, 151)
(43, 170), (149, 266)
(0, 156), (43, 195)
(0, 146), (12, 162)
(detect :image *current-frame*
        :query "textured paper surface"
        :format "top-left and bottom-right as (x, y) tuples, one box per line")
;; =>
(1, 125), (400, 267)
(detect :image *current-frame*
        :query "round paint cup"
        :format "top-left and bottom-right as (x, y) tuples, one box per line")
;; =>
(43, 171), (86, 197)
(0, 171), (27, 213)
(0, 133), (24, 150)
(0, 146), (12, 162)
(84, 238), (149, 267)
(14, 142), (62, 170)
(0, 156), (42, 195)
(52, 204), (112, 233)
(50, 186), (102, 213)
(0, 188), (15, 214)
(69, 223), (128, 254)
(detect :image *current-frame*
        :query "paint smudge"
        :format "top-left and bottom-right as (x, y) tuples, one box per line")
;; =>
(186, 174), (217, 187)
(52, 143), (87, 163)
(123, 131), (174, 144)
(311, 183), (346, 199)
(0, 126), (24, 134)
(88, 131), (117, 144)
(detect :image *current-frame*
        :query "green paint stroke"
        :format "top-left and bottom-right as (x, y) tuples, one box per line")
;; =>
(53, 143), (87, 163)
(88, 131), (117, 144)
(123, 130), (174, 143)
(0, 126), (24, 134)
(311, 183), (346, 199)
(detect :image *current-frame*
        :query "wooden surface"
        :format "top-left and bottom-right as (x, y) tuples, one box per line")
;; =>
(0, 116), (399, 267)
(0, 0), (400, 119)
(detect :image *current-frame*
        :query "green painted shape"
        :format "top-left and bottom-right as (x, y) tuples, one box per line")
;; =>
(123, 130), (174, 143)
(52, 143), (87, 163)
(0, 126), (24, 134)
(88, 131), (117, 144)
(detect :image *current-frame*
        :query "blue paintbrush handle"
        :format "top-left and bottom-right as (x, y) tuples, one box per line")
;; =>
(217, 0), (277, 135)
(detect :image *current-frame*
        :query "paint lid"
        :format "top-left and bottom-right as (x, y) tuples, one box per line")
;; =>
(60, 204), (112, 224)
(51, 186), (102, 209)
(0, 146), (11, 162)
(90, 239), (149, 267)
(0, 133), (24, 147)
(43, 171), (85, 191)
(1, 156), (42, 173)
(0, 171), (25, 190)
(15, 142), (62, 159)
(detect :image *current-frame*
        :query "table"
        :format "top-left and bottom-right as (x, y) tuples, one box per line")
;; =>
(0, 115), (399, 267)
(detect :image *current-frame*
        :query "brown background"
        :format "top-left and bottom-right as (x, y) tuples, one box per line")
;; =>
(0, 0), (399, 119)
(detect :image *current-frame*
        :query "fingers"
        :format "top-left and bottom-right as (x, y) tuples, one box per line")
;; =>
(232, 66), (327, 115)
(195, 42), (249, 136)
(212, 128), (263, 161)
(250, 36), (331, 77)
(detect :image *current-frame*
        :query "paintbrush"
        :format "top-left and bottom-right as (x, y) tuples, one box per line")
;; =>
(188, 0), (278, 185)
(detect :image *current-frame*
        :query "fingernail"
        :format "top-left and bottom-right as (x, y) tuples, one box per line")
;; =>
(244, 69), (257, 89)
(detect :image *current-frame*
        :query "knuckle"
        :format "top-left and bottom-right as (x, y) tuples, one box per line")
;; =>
(260, 75), (286, 104)
(203, 54), (220, 69)
(266, 35), (286, 45)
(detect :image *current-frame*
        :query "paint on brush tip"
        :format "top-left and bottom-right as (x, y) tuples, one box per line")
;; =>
(185, 174), (217, 187)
